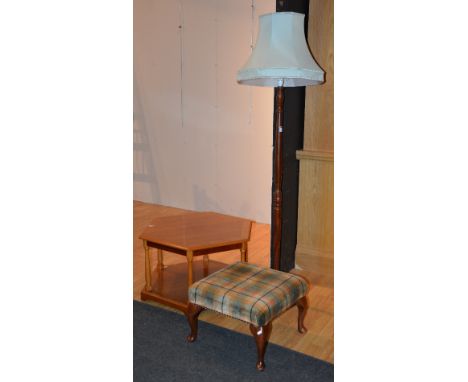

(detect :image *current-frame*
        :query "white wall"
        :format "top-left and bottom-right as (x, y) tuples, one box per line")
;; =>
(134, 0), (275, 223)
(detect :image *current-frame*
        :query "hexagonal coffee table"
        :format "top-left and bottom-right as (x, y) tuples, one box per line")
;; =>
(140, 211), (253, 313)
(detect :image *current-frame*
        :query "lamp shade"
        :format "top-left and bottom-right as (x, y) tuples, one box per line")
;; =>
(237, 12), (324, 87)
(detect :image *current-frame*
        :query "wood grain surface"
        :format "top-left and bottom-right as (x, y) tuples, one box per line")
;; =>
(296, 0), (334, 279)
(304, 0), (334, 152)
(140, 212), (252, 251)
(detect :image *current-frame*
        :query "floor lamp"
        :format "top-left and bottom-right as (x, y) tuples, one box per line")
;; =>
(237, 12), (324, 270)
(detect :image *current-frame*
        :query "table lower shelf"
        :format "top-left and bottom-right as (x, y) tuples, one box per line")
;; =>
(140, 259), (229, 314)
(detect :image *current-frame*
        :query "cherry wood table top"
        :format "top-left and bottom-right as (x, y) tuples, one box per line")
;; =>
(139, 211), (253, 251)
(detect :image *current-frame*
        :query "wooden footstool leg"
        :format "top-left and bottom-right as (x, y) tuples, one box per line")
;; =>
(296, 296), (308, 333)
(186, 303), (205, 342)
(249, 322), (272, 371)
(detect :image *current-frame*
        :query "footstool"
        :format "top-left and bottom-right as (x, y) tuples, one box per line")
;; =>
(185, 262), (309, 371)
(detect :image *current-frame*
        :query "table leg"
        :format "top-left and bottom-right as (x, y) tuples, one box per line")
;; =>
(241, 242), (248, 262)
(186, 250), (194, 286)
(157, 248), (164, 270)
(143, 240), (152, 292)
(202, 255), (209, 277)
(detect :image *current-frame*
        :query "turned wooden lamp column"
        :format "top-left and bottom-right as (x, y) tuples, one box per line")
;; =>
(237, 12), (324, 270)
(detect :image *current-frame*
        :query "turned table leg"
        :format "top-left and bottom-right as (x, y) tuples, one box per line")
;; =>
(203, 254), (209, 265)
(186, 250), (194, 286)
(240, 242), (248, 262)
(143, 240), (152, 292)
(186, 303), (205, 342)
(202, 255), (209, 277)
(296, 296), (308, 333)
(249, 322), (272, 371)
(156, 248), (164, 270)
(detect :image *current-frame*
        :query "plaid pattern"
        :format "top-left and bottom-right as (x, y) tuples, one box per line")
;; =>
(188, 262), (309, 327)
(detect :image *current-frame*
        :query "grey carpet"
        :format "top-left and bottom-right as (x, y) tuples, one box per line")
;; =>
(134, 300), (334, 382)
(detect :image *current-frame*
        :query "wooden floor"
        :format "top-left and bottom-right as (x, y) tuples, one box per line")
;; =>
(134, 201), (334, 363)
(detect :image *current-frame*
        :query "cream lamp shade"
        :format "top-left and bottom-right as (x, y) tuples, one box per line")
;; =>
(237, 12), (324, 87)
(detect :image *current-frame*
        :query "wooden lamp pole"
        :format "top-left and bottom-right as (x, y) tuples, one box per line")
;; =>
(272, 86), (284, 270)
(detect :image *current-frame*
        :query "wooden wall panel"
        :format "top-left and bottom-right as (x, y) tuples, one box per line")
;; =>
(295, 0), (334, 282)
(304, 0), (334, 152)
(296, 156), (334, 256)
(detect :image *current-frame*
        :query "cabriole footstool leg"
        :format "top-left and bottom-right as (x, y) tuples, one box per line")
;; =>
(186, 303), (205, 342)
(296, 296), (308, 333)
(249, 322), (272, 371)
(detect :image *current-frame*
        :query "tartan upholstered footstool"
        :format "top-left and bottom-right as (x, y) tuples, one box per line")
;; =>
(185, 262), (309, 371)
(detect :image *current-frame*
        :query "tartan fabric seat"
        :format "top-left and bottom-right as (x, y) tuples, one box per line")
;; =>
(188, 261), (309, 327)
